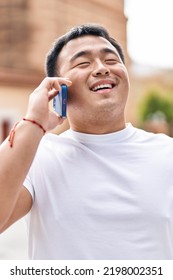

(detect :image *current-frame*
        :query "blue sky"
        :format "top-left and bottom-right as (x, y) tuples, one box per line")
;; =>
(125, 0), (173, 69)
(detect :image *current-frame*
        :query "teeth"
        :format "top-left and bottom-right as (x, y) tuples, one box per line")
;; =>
(92, 84), (112, 91)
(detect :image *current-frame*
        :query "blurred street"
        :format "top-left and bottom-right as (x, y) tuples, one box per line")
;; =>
(0, 220), (28, 259)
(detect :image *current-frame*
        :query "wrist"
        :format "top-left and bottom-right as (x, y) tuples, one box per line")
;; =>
(8, 118), (46, 148)
(22, 118), (46, 134)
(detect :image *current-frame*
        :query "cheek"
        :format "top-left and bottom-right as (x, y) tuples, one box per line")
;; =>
(117, 68), (130, 90)
(67, 72), (89, 100)
(67, 85), (75, 102)
(67, 84), (81, 102)
(116, 65), (128, 76)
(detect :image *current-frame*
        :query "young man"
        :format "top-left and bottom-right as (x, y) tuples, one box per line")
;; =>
(0, 24), (173, 260)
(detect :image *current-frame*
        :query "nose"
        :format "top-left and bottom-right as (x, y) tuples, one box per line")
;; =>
(92, 61), (110, 77)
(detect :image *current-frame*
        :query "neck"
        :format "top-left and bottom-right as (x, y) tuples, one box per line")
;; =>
(69, 117), (126, 135)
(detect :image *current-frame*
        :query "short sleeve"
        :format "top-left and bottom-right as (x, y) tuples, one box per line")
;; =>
(23, 174), (35, 201)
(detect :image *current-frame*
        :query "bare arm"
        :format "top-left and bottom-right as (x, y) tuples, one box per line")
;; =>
(0, 77), (72, 232)
(0, 187), (33, 233)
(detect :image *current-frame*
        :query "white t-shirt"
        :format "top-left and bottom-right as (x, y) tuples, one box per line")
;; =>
(24, 123), (173, 259)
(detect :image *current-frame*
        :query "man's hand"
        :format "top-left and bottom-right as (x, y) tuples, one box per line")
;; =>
(25, 77), (72, 131)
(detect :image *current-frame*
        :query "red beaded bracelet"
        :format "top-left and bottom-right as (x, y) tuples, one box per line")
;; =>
(8, 118), (46, 148)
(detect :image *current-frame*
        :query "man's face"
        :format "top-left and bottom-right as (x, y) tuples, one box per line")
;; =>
(57, 35), (130, 130)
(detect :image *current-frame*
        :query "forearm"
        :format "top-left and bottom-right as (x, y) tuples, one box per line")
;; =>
(0, 120), (43, 227)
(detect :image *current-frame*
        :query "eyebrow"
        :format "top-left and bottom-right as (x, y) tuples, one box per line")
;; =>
(70, 48), (119, 63)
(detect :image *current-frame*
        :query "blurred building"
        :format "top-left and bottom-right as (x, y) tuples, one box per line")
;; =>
(0, 0), (128, 143)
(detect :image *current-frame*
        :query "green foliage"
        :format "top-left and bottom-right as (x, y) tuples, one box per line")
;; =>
(139, 89), (173, 124)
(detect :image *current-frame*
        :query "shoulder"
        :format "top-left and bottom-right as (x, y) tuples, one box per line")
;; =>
(130, 126), (173, 156)
(132, 125), (173, 142)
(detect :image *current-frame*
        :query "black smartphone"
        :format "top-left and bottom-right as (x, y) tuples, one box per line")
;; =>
(53, 84), (67, 118)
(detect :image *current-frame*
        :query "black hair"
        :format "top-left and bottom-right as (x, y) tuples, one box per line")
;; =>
(45, 23), (125, 77)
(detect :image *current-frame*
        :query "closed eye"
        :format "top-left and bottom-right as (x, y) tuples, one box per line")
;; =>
(105, 59), (118, 64)
(75, 62), (90, 67)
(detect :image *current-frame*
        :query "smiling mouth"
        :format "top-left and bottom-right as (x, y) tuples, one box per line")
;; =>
(91, 83), (115, 92)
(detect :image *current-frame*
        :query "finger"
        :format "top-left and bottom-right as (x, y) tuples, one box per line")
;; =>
(48, 110), (65, 128)
(38, 77), (72, 92)
(48, 89), (58, 101)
